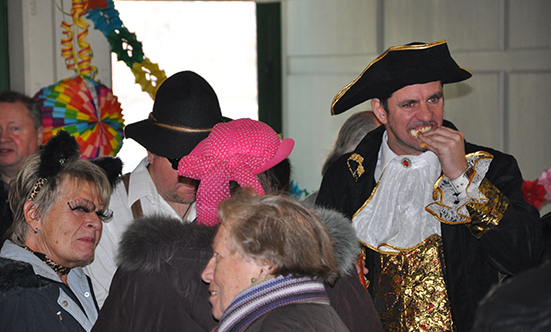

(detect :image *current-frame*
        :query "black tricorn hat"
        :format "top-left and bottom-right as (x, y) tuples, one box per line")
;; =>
(125, 71), (226, 159)
(331, 40), (472, 115)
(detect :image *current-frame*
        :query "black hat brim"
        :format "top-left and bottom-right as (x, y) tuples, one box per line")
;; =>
(125, 118), (211, 159)
(331, 40), (472, 115)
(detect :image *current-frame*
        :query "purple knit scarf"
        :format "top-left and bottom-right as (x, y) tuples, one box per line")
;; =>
(214, 275), (329, 332)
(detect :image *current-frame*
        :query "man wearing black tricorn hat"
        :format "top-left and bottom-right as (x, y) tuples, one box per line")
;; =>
(85, 71), (227, 307)
(316, 40), (542, 331)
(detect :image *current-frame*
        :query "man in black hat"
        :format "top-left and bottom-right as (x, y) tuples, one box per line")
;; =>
(84, 71), (226, 307)
(316, 40), (542, 331)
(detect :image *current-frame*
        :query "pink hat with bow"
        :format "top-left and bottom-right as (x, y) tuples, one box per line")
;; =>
(178, 118), (294, 226)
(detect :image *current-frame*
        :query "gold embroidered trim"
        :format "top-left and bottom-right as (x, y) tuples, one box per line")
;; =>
(428, 151), (494, 225)
(330, 40), (472, 115)
(148, 113), (213, 133)
(352, 170), (384, 220)
(347, 153), (365, 181)
(360, 247), (370, 288)
(373, 234), (454, 332)
(465, 178), (509, 238)
(359, 232), (440, 255)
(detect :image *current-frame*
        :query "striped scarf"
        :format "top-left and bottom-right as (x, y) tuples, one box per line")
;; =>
(215, 275), (329, 332)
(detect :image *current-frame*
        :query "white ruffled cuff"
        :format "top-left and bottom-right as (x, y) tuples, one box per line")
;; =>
(426, 152), (494, 224)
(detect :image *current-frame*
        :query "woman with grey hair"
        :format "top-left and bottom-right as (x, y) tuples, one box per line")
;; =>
(321, 110), (380, 176)
(201, 191), (349, 332)
(0, 130), (121, 332)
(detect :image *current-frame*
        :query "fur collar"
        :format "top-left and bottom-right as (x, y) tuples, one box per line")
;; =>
(0, 257), (41, 290)
(312, 207), (361, 276)
(116, 208), (359, 277)
(116, 214), (216, 273)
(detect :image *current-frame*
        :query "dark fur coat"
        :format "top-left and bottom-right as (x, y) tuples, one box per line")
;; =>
(92, 208), (382, 332)
(92, 215), (217, 332)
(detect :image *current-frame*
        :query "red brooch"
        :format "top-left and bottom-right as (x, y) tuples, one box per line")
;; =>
(401, 157), (411, 168)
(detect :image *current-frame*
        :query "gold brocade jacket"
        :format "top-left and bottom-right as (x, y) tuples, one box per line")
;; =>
(316, 121), (543, 332)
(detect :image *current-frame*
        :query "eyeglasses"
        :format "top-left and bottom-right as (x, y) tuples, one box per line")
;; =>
(166, 157), (180, 170)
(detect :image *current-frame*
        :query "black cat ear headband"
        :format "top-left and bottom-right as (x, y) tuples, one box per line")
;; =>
(28, 130), (122, 200)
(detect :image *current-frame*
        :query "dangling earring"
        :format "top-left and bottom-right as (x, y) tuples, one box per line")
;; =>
(34, 228), (39, 234)
(251, 277), (256, 284)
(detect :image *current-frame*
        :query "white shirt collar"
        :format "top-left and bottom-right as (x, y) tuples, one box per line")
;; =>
(375, 130), (441, 181)
(127, 157), (159, 206)
(126, 157), (197, 222)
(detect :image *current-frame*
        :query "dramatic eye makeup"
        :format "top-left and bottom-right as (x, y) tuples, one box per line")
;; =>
(96, 209), (113, 222)
(68, 199), (95, 213)
(67, 199), (113, 221)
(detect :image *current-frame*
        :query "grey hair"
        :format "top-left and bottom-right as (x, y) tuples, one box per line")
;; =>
(7, 153), (112, 245)
(218, 191), (340, 284)
(321, 111), (380, 175)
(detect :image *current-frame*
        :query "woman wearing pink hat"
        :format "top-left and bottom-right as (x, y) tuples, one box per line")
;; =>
(178, 118), (294, 226)
(180, 118), (382, 332)
(92, 118), (381, 332)
(91, 119), (294, 332)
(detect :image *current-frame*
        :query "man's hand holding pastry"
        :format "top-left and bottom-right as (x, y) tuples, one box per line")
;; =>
(418, 126), (468, 179)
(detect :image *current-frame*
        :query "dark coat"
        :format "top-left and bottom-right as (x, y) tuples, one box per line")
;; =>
(540, 211), (551, 264)
(472, 262), (551, 332)
(310, 207), (383, 332)
(91, 216), (218, 332)
(316, 121), (543, 332)
(93, 208), (383, 332)
(245, 302), (350, 332)
(0, 257), (90, 332)
(324, 274), (383, 332)
(0, 181), (12, 242)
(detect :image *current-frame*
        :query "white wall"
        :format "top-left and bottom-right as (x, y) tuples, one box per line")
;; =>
(283, 0), (551, 205)
(7, 0), (111, 95)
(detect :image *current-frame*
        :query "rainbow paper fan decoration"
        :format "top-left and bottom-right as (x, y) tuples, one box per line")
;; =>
(34, 75), (124, 159)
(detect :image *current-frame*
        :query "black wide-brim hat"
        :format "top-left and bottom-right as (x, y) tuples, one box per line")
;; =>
(331, 40), (472, 115)
(125, 71), (226, 160)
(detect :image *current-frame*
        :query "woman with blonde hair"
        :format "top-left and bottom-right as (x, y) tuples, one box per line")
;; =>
(0, 131), (121, 332)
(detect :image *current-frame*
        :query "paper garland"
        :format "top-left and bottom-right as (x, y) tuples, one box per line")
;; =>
(60, 0), (98, 79)
(85, 0), (167, 99)
(35, 0), (166, 158)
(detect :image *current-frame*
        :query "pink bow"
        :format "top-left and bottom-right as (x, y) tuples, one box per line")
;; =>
(179, 154), (267, 226)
